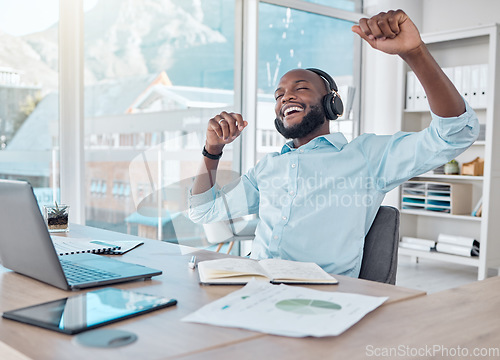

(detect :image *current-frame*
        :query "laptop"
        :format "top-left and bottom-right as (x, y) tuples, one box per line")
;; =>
(0, 180), (162, 290)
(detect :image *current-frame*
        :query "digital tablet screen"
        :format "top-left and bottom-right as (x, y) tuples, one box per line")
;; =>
(2, 288), (177, 334)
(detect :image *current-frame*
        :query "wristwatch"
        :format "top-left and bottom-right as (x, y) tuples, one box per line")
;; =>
(202, 146), (223, 160)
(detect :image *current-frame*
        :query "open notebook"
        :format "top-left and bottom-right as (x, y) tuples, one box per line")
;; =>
(198, 258), (338, 285)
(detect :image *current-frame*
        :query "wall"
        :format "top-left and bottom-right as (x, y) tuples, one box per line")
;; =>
(360, 0), (422, 136)
(422, 0), (500, 33)
(360, 0), (423, 206)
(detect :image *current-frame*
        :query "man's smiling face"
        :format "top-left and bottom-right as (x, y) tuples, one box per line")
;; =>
(274, 69), (329, 139)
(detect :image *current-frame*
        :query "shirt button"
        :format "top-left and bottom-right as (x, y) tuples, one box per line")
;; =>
(282, 216), (287, 221)
(273, 235), (278, 240)
(289, 191), (294, 196)
(291, 163), (296, 168)
(299, 149), (304, 153)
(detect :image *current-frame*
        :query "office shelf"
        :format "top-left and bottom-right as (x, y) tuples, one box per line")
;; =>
(400, 209), (482, 222)
(398, 247), (480, 267)
(397, 24), (500, 280)
(413, 174), (483, 181)
(404, 106), (487, 114)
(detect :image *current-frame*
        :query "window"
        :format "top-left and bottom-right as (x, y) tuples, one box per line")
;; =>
(0, 0), (60, 210)
(83, 0), (236, 244)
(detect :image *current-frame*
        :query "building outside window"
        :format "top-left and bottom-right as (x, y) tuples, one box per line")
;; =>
(0, 1), (60, 209)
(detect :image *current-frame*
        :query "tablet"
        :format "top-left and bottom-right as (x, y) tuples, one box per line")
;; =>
(2, 288), (177, 334)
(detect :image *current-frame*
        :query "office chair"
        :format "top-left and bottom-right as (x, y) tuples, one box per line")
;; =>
(358, 206), (400, 285)
(202, 216), (259, 254)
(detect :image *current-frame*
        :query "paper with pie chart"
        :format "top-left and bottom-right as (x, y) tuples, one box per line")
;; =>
(275, 298), (342, 314)
(182, 279), (387, 337)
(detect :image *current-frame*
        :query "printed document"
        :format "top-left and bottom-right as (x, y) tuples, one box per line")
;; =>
(182, 280), (387, 337)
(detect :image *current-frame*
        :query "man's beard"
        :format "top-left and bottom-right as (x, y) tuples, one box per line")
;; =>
(274, 104), (326, 139)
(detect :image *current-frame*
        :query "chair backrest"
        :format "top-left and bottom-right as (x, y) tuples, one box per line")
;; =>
(358, 206), (400, 285)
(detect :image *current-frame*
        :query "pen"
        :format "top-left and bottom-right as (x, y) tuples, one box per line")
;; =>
(188, 256), (196, 269)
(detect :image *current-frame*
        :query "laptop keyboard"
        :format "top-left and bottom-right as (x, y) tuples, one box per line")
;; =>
(60, 259), (120, 283)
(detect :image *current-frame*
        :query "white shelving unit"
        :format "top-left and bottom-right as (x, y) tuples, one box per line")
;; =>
(397, 24), (500, 280)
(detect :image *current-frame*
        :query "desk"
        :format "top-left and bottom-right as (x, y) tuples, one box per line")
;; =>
(178, 277), (500, 360)
(0, 224), (425, 360)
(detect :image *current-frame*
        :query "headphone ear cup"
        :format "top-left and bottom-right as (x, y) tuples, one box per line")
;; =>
(322, 93), (338, 120)
(332, 95), (344, 119)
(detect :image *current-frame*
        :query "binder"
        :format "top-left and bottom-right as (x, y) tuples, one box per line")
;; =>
(414, 76), (427, 111)
(478, 64), (488, 108)
(461, 65), (472, 104)
(442, 66), (455, 89)
(469, 64), (480, 108)
(453, 65), (463, 99)
(406, 71), (416, 110)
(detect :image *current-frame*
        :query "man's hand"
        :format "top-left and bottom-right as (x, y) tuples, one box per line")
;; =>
(353, 9), (464, 118)
(193, 112), (248, 195)
(205, 111), (248, 154)
(352, 9), (423, 57)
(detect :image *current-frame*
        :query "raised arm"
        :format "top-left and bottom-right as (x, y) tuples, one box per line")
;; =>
(191, 111), (248, 195)
(352, 9), (465, 117)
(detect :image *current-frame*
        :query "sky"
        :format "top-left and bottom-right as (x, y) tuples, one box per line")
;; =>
(0, 0), (98, 36)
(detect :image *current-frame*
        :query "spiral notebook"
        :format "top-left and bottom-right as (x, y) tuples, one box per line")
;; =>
(51, 236), (144, 256)
(50, 236), (121, 256)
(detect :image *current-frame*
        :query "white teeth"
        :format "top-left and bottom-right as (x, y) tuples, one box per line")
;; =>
(284, 106), (303, 117)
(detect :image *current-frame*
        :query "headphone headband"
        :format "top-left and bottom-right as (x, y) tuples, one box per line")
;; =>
(306, 68), (338, 92)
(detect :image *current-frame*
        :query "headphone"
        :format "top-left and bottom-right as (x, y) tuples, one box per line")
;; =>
(306, 68), (344, 120)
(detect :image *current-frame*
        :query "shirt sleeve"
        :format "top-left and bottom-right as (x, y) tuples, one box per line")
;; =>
(361, 99), (479, 193)
(188, 168), (260, 223)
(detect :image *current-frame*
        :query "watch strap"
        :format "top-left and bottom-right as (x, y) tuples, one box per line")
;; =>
(202, 146), (223, 160)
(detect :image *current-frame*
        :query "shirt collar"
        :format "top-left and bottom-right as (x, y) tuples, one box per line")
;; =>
(280, 132), (348, 154)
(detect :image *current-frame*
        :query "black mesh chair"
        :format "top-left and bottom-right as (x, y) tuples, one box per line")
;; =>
(359, 206), (400, 285)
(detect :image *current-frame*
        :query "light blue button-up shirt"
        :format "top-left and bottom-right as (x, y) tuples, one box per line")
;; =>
(189, 102), (478, 277)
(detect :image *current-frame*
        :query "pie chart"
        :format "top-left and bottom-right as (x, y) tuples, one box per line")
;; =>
(275, 299), (341, 315)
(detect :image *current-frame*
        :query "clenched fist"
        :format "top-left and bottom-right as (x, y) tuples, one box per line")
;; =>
(204, 111), (248, 156)
(352, 9), (423, 57)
